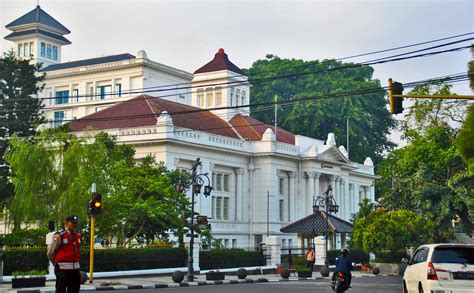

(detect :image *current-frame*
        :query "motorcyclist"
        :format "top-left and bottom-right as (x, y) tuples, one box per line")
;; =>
(333, 248), (353, 287)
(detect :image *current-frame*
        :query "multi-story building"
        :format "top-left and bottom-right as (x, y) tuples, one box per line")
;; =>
(4, 5), (377, 249)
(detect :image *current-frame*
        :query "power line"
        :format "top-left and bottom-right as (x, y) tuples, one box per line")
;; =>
(3, 75), (470, 140)
(37, 31), (474, 97)
(30, 74), (473, 125)
(2, 43), (472, 105)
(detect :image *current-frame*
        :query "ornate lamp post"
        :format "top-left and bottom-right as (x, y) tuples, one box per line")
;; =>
(176, 158), (212, 282)
(313, 185), (338, 268)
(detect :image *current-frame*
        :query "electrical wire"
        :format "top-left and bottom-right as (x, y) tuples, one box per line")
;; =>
(1, 43), (472, 105)
(2, 74), (469, 129)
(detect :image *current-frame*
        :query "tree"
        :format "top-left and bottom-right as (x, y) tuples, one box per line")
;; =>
(95, 156), (189, 247)
(245, 56), (396, 163)
(351, 209), (430, 259)
(456, 105), (474, 174)
(0, 50), (45, 204)
(377, 83), (473, 241)
(5, 130), (189, 243)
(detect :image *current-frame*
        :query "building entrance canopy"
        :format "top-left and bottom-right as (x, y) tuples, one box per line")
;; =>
(280, 210), (353, 235)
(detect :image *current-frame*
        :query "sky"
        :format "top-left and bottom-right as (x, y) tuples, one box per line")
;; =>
(0, 0), (473, 146)
(1, 0), (473, 92)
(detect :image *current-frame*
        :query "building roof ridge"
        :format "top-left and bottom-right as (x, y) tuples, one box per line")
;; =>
(5, 5), (70, 34)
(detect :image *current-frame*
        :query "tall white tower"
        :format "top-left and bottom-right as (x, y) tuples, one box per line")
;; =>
(4, 5), (71, 67)
(192, 48), (250, 121)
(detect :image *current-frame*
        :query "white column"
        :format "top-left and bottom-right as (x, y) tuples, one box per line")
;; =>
(330, 176), (336, 197)
(355, 184), (360, 214)
(266, 236), (281, 266)
(289, 172), (296, 222)
(314, 172), (321, 200)
(307, 172), (316, 215)
(349, 183), (354, 217)
(184, 234), (201, 272)
(335, 176), (341, 217)
(235, 168), (244, 221)
(370, 184), (375, 203)
(343, 178), (350, 222)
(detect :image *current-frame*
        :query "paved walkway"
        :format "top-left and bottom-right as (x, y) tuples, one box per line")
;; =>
(0, 271), (387, 293)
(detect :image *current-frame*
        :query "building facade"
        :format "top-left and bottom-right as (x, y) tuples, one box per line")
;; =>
(5, 6), (377, 249)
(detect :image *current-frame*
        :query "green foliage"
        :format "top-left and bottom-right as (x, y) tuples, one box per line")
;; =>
(456, 104), (474, 174)
(351, 209), (430, 259)
(0, 228), (49, 246)
(326, 249), (369, 265)
(3, 247), (49, 275)
(3, 246), (186, 274)
(245, 55), (396, 163)
(351, 198), (374, 222)
(12, 269), (47, 278)
(377, 84), (473, 240)
(296, 265), (312, 272)
(5, 131), (189, 245)
(199, 249), (265, 270)
(0, 50), (45, 204)
(81, 247), (186, 272)
(373, 250), (409, 263)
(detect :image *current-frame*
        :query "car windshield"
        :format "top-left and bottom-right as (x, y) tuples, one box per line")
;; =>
(432, 247), (474, 264)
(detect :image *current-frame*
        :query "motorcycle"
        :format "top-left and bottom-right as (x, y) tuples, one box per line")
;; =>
(331, 271), (350, 292)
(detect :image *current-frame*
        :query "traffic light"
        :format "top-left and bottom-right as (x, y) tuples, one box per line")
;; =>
(389, 79), (404, 114)
(92, 192), (102, 214)
(87, 192), (102, 215)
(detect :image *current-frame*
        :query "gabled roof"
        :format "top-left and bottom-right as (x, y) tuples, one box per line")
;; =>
(229, 114), (295, 145)
(42, 53), (135, 71)
(70, 95), (240, 139)
(194, 48), (245, 75)
(280, 211), (353, 234)
(317, 145), (351, 164)
(4, 29), (71, 44)
(5, 5), (70, 34)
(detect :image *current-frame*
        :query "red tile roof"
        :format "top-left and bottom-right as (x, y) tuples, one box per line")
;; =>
(70, 95), (240, 139)
(194, 48), (245, 75)
(70, 95), (295, 145)
(229, 114), (295, 145)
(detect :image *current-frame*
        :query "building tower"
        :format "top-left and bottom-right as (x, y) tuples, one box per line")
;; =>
(4, 5), (71, 67)
(192, 48), (250, 121)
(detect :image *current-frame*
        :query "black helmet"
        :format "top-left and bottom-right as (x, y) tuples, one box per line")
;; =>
(341, 248), (349, 256)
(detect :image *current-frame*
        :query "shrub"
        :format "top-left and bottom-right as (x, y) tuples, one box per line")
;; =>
(3, 247), (49, 275)
(81, 247), (187, 272)
(200, 249), (265, 270)
(1, 228), (49, 247)
(3, 247), (187, 274)
(326, 248), (369, 265)
(373, 250), (408, 263)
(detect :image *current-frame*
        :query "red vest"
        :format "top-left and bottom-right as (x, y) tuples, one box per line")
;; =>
(53, 231), (81, 264)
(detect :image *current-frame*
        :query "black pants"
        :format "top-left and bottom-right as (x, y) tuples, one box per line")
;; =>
(55, 268), (80, 293)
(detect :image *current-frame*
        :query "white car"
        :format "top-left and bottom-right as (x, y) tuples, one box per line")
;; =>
(403, 243), (474, 293)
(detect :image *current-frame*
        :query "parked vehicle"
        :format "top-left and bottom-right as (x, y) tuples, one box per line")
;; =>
(331, 271), (350, 292)
(403, 243), (474, 293)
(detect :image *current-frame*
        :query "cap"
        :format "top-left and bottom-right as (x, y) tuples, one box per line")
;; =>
(65, 215), (78, 223)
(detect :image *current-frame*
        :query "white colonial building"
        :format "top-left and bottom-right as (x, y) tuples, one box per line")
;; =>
(4, 6), (377, 249)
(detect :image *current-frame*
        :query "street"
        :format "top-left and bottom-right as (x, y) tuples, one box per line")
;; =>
(115, 276), (402, 293)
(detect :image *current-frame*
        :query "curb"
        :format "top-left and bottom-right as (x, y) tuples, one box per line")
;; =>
(8, 274), (386, 292)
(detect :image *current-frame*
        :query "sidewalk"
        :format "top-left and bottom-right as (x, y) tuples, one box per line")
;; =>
(1, 271), (383, 292)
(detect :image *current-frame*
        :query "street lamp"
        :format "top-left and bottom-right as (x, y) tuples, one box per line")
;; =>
(313, 185), (338, 268)
(176, 158), (212, 282)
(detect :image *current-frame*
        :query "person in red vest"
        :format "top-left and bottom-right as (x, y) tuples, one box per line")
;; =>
(47, 215), (81, 293)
